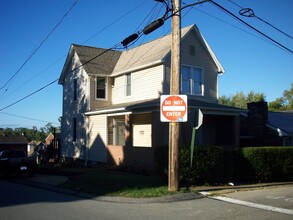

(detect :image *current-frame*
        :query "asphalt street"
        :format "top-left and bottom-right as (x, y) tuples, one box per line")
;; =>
(1, 178), (293, 220)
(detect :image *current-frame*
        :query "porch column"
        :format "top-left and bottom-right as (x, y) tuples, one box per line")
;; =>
(125, 114), (132, 148)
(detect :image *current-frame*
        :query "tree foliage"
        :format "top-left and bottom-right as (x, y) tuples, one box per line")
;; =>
(269, 83), (293, 111)
(219, 84), (293, 111)
(219, 91), (265, 109)
(0, 123), (60, 142)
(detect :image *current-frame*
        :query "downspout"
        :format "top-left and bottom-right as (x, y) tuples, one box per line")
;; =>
(85, 114), (89, 167)
(85, 75), (91, 167)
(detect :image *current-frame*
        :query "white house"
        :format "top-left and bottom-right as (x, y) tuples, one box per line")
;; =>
(58, 24), (242, 170)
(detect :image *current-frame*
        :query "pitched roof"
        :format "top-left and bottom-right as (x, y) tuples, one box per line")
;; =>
(0, 136), (28, 144)
(112, 24), (224, 75)
(72, 44), (122, 74)
(58, 44), (122, 84)
(59, 24), (224, 83)
(268, 111), (293, 135)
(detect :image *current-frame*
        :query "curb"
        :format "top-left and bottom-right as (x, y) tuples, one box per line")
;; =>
(11, 177), (203, 204)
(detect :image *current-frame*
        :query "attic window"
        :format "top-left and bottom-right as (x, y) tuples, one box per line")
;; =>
(190, 45), (195, 56)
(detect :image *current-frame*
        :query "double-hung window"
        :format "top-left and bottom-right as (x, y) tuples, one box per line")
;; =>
(125, 73), (131, 97)
(113, 119), (125, 146)
(96, 76), (106, 99)
(181, 66), (203, 95)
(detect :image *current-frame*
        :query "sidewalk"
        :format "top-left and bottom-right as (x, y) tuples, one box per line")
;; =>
(14, 173), (293, 204)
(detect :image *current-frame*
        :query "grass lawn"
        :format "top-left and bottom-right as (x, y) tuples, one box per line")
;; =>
(58, 167), (183, 198)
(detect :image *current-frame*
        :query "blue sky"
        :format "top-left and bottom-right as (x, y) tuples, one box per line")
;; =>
(0, 0), (292, 129)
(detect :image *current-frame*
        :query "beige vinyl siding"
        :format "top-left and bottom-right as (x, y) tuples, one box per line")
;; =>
(112, 65), (164, 104)
(181, 30), (219, 103)
(163, 55), (171, 95)
(89, 76), (112, 110)
(88, 115), (107, 162)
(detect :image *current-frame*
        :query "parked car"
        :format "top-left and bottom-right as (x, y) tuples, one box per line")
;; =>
(0, 150), (37, 177)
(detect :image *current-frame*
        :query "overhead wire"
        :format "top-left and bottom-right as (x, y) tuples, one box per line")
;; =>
(210, 0), (293, 55)
(83, 0), (149, 45)
(0, 1), (150, 104)
(120, 0), (168, 70)
(0, 1), (160, 113)
(3, 0), (291, 120)
(0, 112), (59, 125)
(0, 0), (79, 93)
(227, 0), (293, 40)
(0, 44), (123, 112)
(0, 0), (208, 113)
(182, 1), (273, 45)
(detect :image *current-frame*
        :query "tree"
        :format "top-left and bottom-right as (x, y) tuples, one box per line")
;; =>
(268, 83), (293, 111)
(283, 83), (293, 109)
(219, 91), (266, 109)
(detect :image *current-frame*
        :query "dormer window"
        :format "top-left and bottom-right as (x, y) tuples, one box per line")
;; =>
(96, 76), (107, 99)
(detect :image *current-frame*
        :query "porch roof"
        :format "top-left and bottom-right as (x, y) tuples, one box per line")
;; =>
(85, 98), (242, 116)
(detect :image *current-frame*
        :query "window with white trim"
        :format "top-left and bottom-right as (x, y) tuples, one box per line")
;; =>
(113, 119), (125, 146)
(96, 76), (106, 99)
(125, 73), (131, 97)
(181, 66), (203, 95)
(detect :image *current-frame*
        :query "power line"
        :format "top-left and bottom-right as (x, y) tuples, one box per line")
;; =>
(210, 0), (293, 55)
(82, 0), (148, 45)
(0, 0), (79, 92)
(0, 44), (124, 112)
(0, 1), (148, 103)
(0, 112), (59, 125)
(183, 1), (273, 45)
(0, 1), (158, 113)
(0, 0), (209, 112)
(240, 8), (293, 40)
(227, 0), (293, 40)
(0, 79), (58, 112)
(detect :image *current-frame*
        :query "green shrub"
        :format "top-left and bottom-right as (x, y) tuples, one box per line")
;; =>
(240, 147), (293, 182)
(155, 145), (293, 185)
(180, 145), (233, 185)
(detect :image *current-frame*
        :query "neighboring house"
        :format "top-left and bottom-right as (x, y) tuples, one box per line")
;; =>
(58, 24), (242, 170)
(240, 101), (293, 146)
(44, 132), (61, 163)
(45, 133), (54, 146)
(28, 141), (46, 156)
(267, 111), (293, 146)
(0, 136), (28, 155)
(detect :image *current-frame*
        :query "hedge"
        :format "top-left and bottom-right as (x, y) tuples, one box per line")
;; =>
(238, 147), (293, 182)
(155, 145), (293, 185)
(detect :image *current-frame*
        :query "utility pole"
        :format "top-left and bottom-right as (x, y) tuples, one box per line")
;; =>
(169, 0), (181, 192)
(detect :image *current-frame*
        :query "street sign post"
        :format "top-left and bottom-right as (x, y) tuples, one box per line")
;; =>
(187, 108), (203, 189)
(160, 95), (188, 122)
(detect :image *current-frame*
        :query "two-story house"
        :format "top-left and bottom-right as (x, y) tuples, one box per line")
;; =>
(58, 24), (242, 170)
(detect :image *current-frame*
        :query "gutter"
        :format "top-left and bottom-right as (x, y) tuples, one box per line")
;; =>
(84, 107), (126, 116)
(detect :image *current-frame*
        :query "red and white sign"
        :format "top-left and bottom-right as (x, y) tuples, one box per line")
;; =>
(160, 95), (188, 122)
